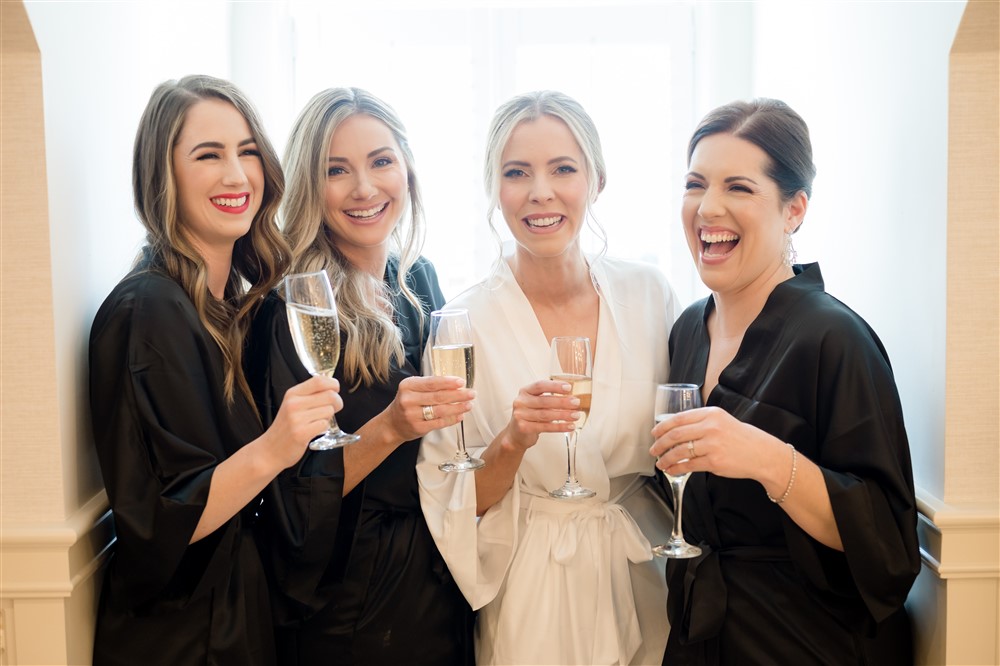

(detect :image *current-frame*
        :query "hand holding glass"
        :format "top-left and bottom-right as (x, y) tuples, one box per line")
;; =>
(652, 383), (702, 558)
(548, 336), (596, 499)
(429, 309), (485, 472)
(284, 271), (360, 449)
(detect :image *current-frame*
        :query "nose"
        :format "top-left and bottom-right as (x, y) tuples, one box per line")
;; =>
(221, 156), (248, 188)
(697, 185), (724, 220)
(528, 175), (555, 203)
(351, 171), (378, 200)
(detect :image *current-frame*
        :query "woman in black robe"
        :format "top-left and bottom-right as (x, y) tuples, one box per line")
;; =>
(89, 76), (341, 665)
(247, 88), (475, 665)
(650, 99), (920, 664)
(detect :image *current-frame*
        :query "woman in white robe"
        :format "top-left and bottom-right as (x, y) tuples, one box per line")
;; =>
(417, 91), (677, 665)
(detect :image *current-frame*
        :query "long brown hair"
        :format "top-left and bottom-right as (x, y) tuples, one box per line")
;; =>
(132, 74), (289, 405)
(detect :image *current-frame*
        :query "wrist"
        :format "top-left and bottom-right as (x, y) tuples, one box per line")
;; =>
(763, 442), (797, 504)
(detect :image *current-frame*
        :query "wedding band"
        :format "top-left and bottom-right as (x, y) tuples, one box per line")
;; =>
(422, 405), (435, 421)
(688, 441), (696, 458)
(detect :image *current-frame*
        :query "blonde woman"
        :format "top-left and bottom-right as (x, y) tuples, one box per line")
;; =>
(247, 88), (474, 665)
(417, 91), (677, 665)
(90, 75), (341, 666)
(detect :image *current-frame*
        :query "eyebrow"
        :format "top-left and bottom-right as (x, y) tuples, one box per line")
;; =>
(686, 171), (759, 185)
(328, 146), (395, 163)
(501, 156), (579, 170)
(188, 137), (256, 155)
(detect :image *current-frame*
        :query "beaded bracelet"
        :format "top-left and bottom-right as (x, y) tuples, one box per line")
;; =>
(767, 443), (797, 504)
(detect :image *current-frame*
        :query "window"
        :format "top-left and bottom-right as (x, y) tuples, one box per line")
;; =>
(259, 2), (696, 301)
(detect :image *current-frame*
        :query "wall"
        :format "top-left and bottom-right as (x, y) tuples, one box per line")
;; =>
(1, 3), (231, 663)
(1, 1), (996, 663)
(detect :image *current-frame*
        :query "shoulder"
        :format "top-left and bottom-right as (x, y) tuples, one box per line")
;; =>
(595, 256), (676, 308)
(92, 271), (195, 338)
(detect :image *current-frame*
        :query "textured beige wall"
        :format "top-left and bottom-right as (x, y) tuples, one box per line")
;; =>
(944, 0), (1000, 508)
(0, 0), (66, 525)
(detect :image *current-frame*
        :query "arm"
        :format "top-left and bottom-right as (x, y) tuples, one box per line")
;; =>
(474, 380), (579, 515)
(651, 409), (843, 550)
(341, 375), (474, 495)
(191, 376), (342, 542)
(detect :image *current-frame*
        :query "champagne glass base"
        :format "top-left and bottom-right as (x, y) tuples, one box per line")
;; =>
(439, 455), (486, 472)
(309, 430), (361, 450)
(549, 483), (597, 500)
(652, 540), (702, 559)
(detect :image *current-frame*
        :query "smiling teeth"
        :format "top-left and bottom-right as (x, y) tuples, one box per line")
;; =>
(701, 231), (740, 243)
(528, 216), (561, 228)
(347, 203), (387, 219)
(211, 195), (247, 207)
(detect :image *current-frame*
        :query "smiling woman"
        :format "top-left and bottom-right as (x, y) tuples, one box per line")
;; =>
(88, 75), (342, 666)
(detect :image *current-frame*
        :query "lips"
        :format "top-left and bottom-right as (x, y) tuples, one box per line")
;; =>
(523, 214), (564, 231)
(345, 202), (389, 221)
(700, 228), (740, 257)
(210, 193), (250, 214)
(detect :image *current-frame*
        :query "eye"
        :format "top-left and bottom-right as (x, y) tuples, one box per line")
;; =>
(730, 184), (753, 193)
(240, 148), (262, 158)
(684, 180), (704, 190)
(503, 168), (526, 178)
(328, 166), (347, 176)
(373, 156), (394, 168)
(554, 165), (577, 175)
(195, 152), (220, 161)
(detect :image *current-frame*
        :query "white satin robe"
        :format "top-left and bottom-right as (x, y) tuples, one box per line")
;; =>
(418, 256), (677, 665)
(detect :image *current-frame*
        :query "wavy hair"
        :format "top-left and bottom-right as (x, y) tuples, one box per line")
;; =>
(281, 87), (425, 389)
(483, 90), (608, 267)
(132, 74), (289, 406)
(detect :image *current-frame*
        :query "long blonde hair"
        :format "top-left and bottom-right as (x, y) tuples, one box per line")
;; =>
(132, 75), (289, 406)
(282, 88), (425, 389)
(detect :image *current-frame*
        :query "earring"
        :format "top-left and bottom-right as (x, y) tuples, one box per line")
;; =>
(782, 232), (798, 268)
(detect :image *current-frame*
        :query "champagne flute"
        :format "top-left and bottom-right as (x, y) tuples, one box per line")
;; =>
(548, 336), (596, 500)
(284, 271), (360, 449)
(429, 309), (485, 472)
(652, 383), (702, 558)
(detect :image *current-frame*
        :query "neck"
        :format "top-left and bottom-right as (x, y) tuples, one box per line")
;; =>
(339, 242), (390, 280)
(711, 262), (794, 338)
(508, 244), (592, 304)
(186, 236), (234, 300)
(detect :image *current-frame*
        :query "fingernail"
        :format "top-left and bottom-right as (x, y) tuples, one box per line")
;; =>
(570, 398), (580, 407)
(560, 384), (571, 392)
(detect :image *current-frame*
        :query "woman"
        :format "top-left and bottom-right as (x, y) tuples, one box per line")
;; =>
(651, 98), (919, 664)
(246, 87), (475, 665)
(89, 75), (342, 666)
(417, 91), (677, 665)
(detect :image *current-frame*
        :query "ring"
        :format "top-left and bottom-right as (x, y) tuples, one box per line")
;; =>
(422, 405), (435, 421)
(688, 441), (696, 458)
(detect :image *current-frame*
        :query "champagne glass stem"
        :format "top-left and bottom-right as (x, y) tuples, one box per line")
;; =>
(565, 430), (579, 486)
(670, 476), (689, 543)
(456, 422), (470, 459)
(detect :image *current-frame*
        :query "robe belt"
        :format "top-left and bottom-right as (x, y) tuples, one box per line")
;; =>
(680, 544), (791, 644)
(522, 492), (652, 665)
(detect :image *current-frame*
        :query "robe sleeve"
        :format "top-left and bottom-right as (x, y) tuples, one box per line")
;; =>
(89, 275), (238, 610)
(416, 283), (523, 611)
(246, 291), (362, 625)
(783, 309), (920, 627)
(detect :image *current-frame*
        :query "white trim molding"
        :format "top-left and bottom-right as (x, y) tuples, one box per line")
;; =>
(0, 492), (112, 665)
(911, 486), (1000, 666)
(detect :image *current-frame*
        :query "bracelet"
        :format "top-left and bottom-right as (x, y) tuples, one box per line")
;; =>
(767, 443), (797, 504)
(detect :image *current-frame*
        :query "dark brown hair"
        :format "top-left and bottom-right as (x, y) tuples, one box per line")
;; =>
(688, 98), (816, 202)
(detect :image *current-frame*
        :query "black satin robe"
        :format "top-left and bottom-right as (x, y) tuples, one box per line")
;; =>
(246, 256), (474, 665)
(661, 263), (919, 665)
(89, 268), (275, 665)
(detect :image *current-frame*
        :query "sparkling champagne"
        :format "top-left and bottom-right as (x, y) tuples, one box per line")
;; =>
(552, 374), (592, 429)
(287, 303), (340, 377)
(431, 343), (475, 388)
(655, 412), (690, 482)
